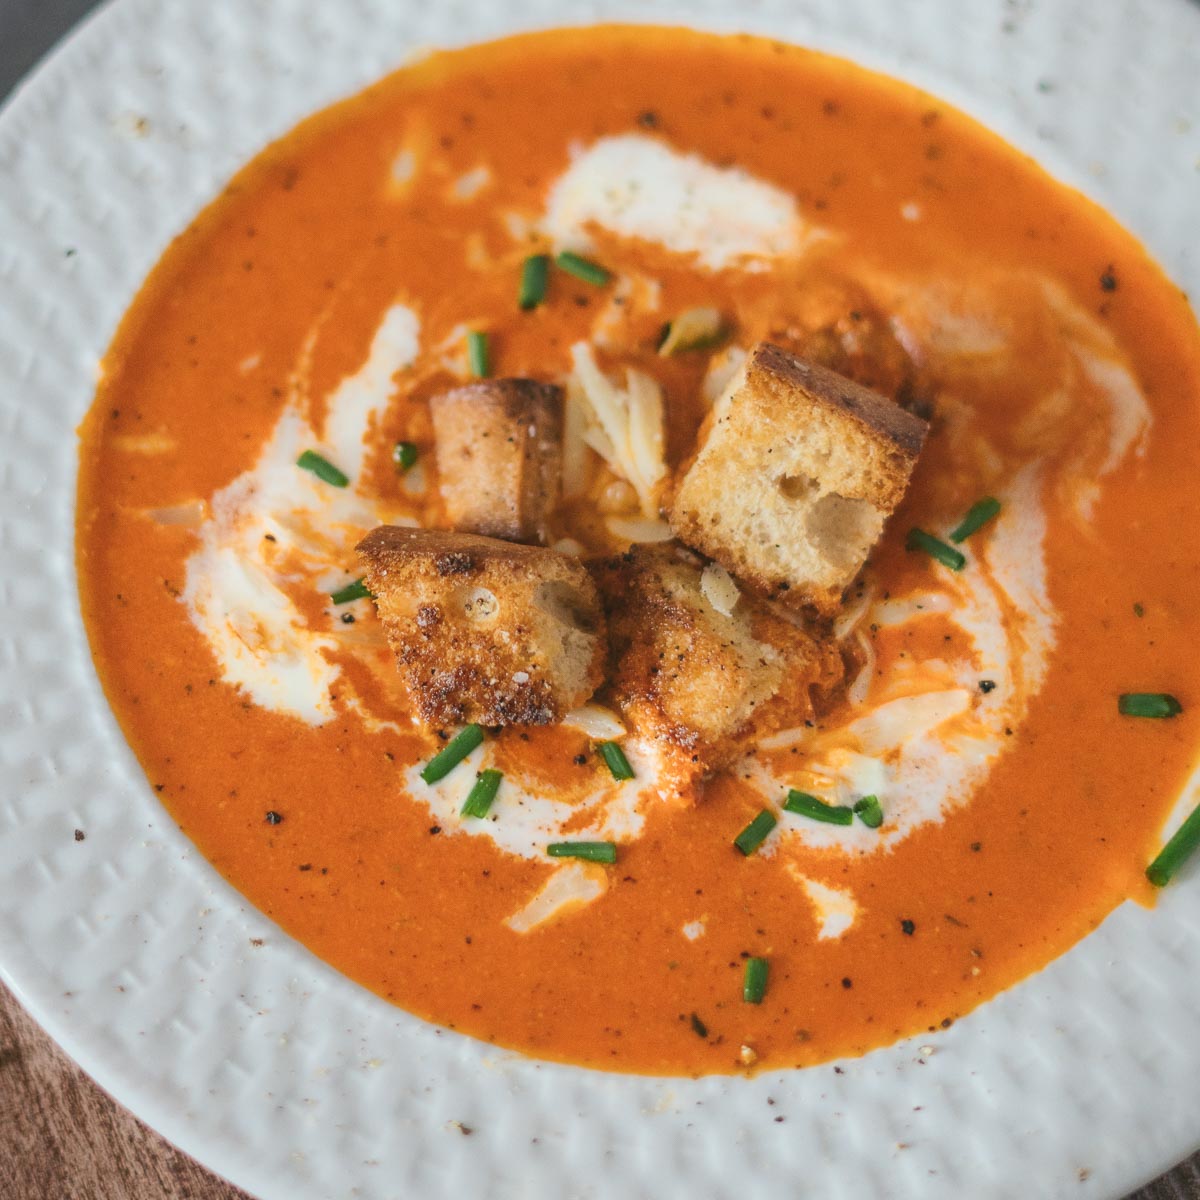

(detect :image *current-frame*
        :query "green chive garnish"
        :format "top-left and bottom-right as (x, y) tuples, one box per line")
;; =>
(906, 528), (966, 571)
(733, 809), (777, 856)
(461, 769), (502, 819)
(547, 841), (617, 864)
(597, 741), (635, 781)
(743, 957), (769, 1005)
(518, 254), (550, 310)
(1119, 693), (1183, 719)
(467, 330), (489, 378)
(330, 577), (373, 605)
(420, 724), (484, 784)
(950, 496), (1001, 543)
(783, 790), (852, 826)
(555, 250), (611, 286)
(392, 441), (419, 472)
(1147, 803), (1200, 887)
(853, 795), (884, 829)
(297, 450), (349, 488)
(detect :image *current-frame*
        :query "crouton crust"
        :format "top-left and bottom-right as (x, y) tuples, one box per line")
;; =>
(589, 544), (844, 773)
(669, 341), (928, 615)
(762, 275), (934, 418)
(431, 378), (563, 544)
(751, 342), (927, 462)
(357, 525), (605, 727)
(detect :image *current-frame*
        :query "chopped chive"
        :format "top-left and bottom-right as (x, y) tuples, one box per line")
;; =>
(689, 1012), (709, 1039)
(783, 790), (853, 826)
(555, 250), (611, 286)
(743, 957), (769, 1005)
(330, 577), (373, 605)
(420, 724), (484, 784)
(734, 809), (777, 856)
(950, 496), (1002, 543)
(597, 740), (635, 781)
(906, 528), (966, 571)
(518, 253), (550, 310)
(1119, 693), (1183, 719)
(853, 795), (884, 829)
(392, 441), (419, 472)
(296, 450), (349, 488)
(461, 769), (502, 819)
(1147, 803), (1200, 887)
(467, 330), (490, 378)
(547, 841), (617, 864)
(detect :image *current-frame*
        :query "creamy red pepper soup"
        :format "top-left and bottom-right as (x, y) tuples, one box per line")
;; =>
(76, 25), (1200, 1074)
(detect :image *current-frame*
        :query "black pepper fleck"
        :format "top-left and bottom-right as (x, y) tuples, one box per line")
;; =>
(979, 679), (997, 693)
(901, 919), (916, 936)
(1100, 267), (1118, 292)
(265, 811), (283, 825)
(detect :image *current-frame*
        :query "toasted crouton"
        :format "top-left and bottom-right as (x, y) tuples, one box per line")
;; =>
(758, 274), (933, 417)
(431, 379), (563, 544)
(357, 526), (605, 727)
(590, 544), (844, 772)
(669, 342), (928, 616)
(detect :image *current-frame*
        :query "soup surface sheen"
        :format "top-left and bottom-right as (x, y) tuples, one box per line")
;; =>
(76, 25), (1200, 1075)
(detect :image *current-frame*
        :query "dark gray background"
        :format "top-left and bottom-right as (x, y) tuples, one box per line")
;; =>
(1, 0), (104, 101)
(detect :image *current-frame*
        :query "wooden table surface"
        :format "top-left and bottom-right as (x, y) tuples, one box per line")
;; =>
(0, 978), (1194, 1199)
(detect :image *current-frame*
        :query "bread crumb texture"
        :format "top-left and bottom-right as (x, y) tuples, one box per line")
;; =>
(430, 378), (564, 545)
(357, 526), (605, 726)
(589, 544), (844, 772)
(669, 341), (928, 614)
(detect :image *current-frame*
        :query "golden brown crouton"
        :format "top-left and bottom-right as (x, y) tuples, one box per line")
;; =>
(590, 544), (844, 773)
(431, 379), (563, 544)
(357, 526), (605, 727)
(669, 342), (928, 616)
(763, 276), (933, 417)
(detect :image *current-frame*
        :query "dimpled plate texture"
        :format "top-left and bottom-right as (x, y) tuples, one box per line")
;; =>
(1, 0), (1199, 1197)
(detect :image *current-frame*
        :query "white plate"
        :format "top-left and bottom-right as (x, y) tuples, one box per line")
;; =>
(1, 1), (1198, 1197)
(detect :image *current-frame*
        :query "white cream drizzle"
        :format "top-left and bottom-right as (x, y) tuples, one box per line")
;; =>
(323, 304), (420, 481)
(542, 134), (817, 270)
(749, 464), (1057, 870)
(506, 863), (609, 933)
(403, 737), (669, 862)
(787, 870), (860, 940)
(183, 304), (420, 724)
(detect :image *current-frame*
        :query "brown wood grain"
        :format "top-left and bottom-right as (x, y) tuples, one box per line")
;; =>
(0, 981), (252, 1200)
(0, 977), (1196, 1199)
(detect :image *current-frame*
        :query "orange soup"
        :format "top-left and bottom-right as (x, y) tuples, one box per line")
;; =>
(76, 26), (1200, 1075)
